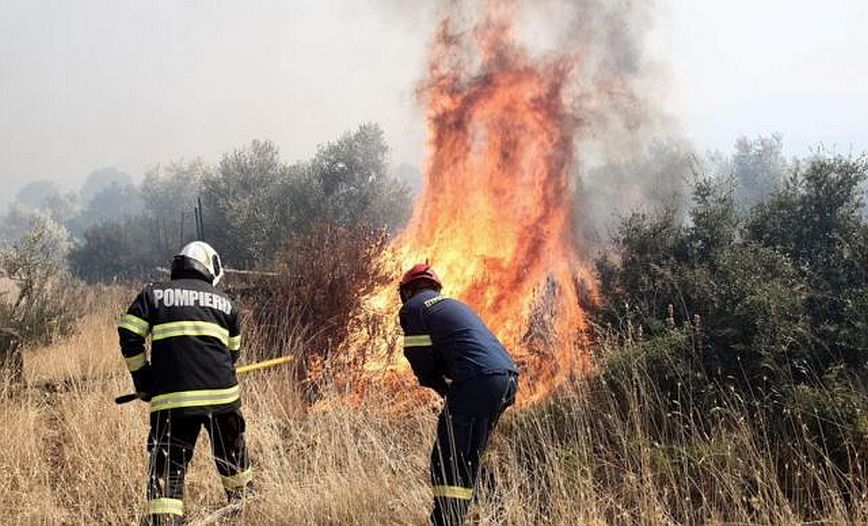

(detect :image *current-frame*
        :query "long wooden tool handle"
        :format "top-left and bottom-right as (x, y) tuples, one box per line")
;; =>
(235, 355), (294, 374)
(114, 355), (294, 405)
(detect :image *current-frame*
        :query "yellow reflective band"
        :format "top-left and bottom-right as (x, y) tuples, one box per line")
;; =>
(403, 334), (433, 347)
(149, 385), (241, 413)
(148, 498), (184, 516)
(151, 321), (229, 346)
(221, 468), (253, 490)
(228, 335), (241, 351)
(125, 352), (147, 372)
(119, 314), (150, 337)
(432, 485), (473, 500)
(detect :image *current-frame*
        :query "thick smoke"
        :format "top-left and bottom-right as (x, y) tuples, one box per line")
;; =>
(550, 0), (692, 242)
(522, 0), (691, 243)
(398, 0), (694, 267)
(405, 0), (692, 244)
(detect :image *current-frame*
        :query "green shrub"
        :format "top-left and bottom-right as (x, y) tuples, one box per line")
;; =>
(0, 216), (79, 348)
(593, 153), (868, 515)
(68, 220), (159, 283)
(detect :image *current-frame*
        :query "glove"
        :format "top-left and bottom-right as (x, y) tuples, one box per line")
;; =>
(131, 365), (154, 399)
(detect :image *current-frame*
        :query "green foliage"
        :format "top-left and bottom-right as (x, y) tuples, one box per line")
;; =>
(688, 176), (740, 262)
(70, 182), (143, 235)
(747, 155), (868, 370)
(601, 328), (705, 418)
(79, 167), (132, 203)
(304, 123), (411, 231)
(1, 215), (69, 298)
(67, 123), (412, 282)
(140, 159), (208, 259)
(835, 286), (868, 359)
(747, 156), (866, 276)
(68, 220), (155, 283)
(0, 206), (45, 245)
(597, 207), (687, 334)
(67, 160), (208, 284)
(775, 367), (868, 470)
(201, 125), (410, 268)
(595, 153), (868, 513)
(0, 216), (78, 346)
(731, 134), (788, 210)
(202, 140), (287, 266)
(701, 243), (809, 387)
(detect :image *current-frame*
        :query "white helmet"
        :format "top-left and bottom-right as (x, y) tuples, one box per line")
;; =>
(171, 241), (224, 285)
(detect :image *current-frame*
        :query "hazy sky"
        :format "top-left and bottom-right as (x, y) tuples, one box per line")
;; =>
(1, 0), (867, 204)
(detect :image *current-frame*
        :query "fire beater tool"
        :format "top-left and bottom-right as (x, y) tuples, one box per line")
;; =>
(113, 355), (294, 405)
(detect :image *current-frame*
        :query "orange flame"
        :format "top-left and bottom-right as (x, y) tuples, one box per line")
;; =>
(342, 1), (598, 404)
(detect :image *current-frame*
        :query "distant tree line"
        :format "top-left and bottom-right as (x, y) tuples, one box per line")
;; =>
(0, 123), (411, 283)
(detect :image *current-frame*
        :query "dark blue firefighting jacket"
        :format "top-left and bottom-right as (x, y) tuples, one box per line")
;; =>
(118, 277), (241, 415)
(399, 289), (518, 396)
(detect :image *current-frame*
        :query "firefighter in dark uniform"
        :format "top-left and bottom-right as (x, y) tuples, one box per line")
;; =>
(398, 263), (519, 526)
(118, 241), (250, 525)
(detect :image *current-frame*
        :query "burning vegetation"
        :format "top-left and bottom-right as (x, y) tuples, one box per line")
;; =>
(1, 1), (867, 523)
(335, 2), (615, 403)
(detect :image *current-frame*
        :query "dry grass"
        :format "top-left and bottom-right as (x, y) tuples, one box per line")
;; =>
(0, 276), (19, 299)
(0, 289), (865, 525)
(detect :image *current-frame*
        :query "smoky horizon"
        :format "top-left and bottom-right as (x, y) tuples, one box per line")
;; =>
(1, 0), (867, 211)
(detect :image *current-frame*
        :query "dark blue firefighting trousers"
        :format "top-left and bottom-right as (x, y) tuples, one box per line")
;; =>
(430, 371), (518, 526)
(146, 409), (251, 524)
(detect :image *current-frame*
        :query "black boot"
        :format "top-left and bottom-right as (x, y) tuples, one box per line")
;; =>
(147, 513), (183, 526)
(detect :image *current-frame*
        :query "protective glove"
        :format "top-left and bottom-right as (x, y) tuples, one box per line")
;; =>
(131, 364), (154, 401)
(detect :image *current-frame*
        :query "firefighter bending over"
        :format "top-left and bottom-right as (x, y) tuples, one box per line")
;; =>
(399, 263), (519, 526)
(118, 241), (251, 525)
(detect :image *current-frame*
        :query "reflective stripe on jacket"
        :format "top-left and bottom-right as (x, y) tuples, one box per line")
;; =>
(399, 289), (517, 393)
(118, 277), (242, 415)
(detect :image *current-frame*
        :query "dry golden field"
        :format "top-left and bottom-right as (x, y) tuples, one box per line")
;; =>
(1, 289), (865, 525)
(0, 276), (18, 301)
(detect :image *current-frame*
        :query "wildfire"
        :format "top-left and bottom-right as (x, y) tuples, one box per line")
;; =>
(341, 1), (599, 405)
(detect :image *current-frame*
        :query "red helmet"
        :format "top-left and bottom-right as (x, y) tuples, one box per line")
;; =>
(400, 263), (442, 291)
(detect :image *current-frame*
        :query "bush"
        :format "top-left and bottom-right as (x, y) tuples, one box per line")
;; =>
(594, 153), (868, 514)
(242, 224), (393, 383)
(599, 328), (708, 432)
(201, 140), (288, 267)
(747, 155), (868, 371)
(68, 220), (158, 283)
(202, 125), (411, 269)
(0, 216), (79, 348)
